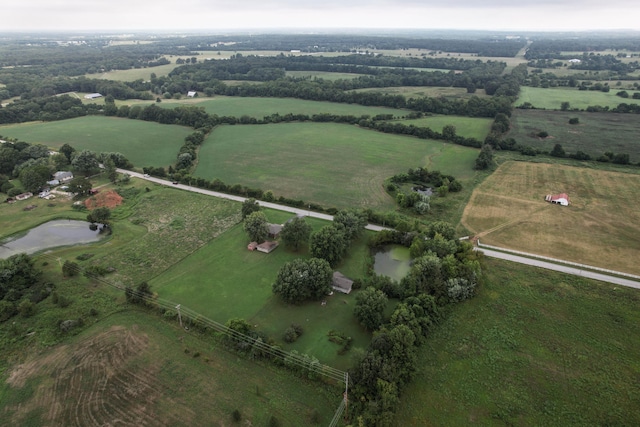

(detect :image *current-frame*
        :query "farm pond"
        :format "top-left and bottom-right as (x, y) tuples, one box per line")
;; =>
(0, 219), (105, 259)
(372, 245), (412, 282)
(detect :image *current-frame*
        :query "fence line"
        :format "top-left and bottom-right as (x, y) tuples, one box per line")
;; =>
(477, 241), (640, 281)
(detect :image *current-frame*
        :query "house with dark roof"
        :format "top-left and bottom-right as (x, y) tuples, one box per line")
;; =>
(332, 272), (353, 294)
(268, 223), (283, 239)
(53, 171), (73, 183)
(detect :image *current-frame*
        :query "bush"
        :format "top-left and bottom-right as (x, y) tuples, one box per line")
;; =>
(18, 299), (36, 317)
(537, 131), (548, 138)
(568, 117), (580, 125)
(232, 409), (241, 422)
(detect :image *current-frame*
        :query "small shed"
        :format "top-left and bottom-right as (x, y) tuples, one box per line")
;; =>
(15, 192), (33, 201)
(257, 241), (279, 253)
(268, 223), (283, 239)
(545, 193), (570, 206)
(84, 93), (103, 99)
(247, 241), (258, 251)
(187, 91), (197, 97)
(332, 272), (353, 294)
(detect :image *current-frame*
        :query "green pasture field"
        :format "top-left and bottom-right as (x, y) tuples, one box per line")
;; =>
(285, 70), (366, 80)
(0, 309), (339, 426)
(396, 258), (640, 426)
(151, 211), (373, 369)
(508, 109), (640, 163)
(195, 122), (479, 210)
(353, 85), (489, 99)
(0, 116), (191, 168)
(517, 86), (640, 110)
(156, 95), (409, 118)
(392, 114), (493, 140)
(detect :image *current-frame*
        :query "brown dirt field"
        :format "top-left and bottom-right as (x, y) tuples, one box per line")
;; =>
(461, 161), (640, 275)
(84, 190), (123, 210)
(4, 326), (190, 427)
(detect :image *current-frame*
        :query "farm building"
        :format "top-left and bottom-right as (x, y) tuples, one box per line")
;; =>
(257, 241), (279, 253)
(187, 91), (197, 97)
(545, 193), (570, 206)
(568, 58), (582, 63)
(332, 272), (353, 294)
(53, 171), (73, 183)
(84, 93), (103, 99)
(15, 192), (33, 201)
(247, 241), (258, 251)
(268, 223), (283, 239)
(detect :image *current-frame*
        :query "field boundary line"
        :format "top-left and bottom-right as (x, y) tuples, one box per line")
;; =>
(477, 241), (640, 281)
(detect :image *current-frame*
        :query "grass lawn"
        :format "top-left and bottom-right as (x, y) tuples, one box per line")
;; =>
(0, 116), (191, 168)
(195, 122), (479, 210)
(156, 95), (410, 118)
(0, 310), (340, 427)
(396, 258), (640, 426)
(461, 161), (640, 275)
(508, 109), (640, 163)
(151, 211), (373, 369)
(391, 114), (493, 140)
(517, 86), (640, 110)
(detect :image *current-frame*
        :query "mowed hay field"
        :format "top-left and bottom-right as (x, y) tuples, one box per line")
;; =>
(0, 311), (338, 427)
(0, 116), (191, 167)
(461, 161), (640, 275)
(196, 122), (479, 210)
(157, 96), (409, 118)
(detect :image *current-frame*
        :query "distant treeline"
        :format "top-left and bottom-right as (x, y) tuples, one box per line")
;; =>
(179, 33), (526, 57)
(525, 37), (640, 60)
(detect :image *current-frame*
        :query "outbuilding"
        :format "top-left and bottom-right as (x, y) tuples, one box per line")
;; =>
(545, 193), (570, 206)
(332, 272), (353, 294)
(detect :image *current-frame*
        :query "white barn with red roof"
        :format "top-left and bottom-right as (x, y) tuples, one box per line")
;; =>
(545, 193), (570, 206)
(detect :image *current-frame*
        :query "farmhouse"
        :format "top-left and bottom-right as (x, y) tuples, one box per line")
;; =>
(84, 93), (103, 99)
(257, 241), (279, 253)
(545, 193), (570, 206)
(268, 223), (283, 239)
(53, 171), (73, 183)
(332, 272), (353, 294)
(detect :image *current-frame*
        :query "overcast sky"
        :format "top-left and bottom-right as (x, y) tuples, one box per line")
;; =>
(2, 0), (640, 32)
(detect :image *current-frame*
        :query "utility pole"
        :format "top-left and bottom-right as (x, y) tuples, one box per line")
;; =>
(176, 304), (183, 328)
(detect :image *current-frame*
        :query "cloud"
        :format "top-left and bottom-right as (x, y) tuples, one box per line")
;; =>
(2, 0), (640, 31)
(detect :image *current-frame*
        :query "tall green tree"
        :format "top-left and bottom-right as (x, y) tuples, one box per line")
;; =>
(333, 209), (368, 241)
(19, 165), (51, 192)
(272, 258), (332, 304)
(241, 198), (260, 220)
(310, 225), (347, 267)
(68, 176), (91, 196)
(72, 150), (99, 175)
(354, 287), (388, 331)
(280, 216), (312, 251)
(243, 211), (269, 243)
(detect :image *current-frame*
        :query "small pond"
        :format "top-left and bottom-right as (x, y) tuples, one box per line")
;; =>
(373, 245), (412, 282)
(0, 219), (105, 259)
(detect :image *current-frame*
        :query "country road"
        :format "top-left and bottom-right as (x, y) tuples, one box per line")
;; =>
(118, 169), (640, 290)
(477, 247), (640, 290)
(117, 169), (389, 231)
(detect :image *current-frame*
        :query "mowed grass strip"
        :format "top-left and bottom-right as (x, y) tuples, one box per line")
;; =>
(461, 161), (640, 275)
(353, 85), (490, 99)
(396, 258), (640, 426)
(0, 116), (191, 167)
(157, 95), (409, 118)
(508, 109), (640, 162)
(196, 122), (479, 210)
(0, 310), (339, 426)
(517, 86), (640, 110)
(151, 211), (372, 370)
(391, 114), (493, 140)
